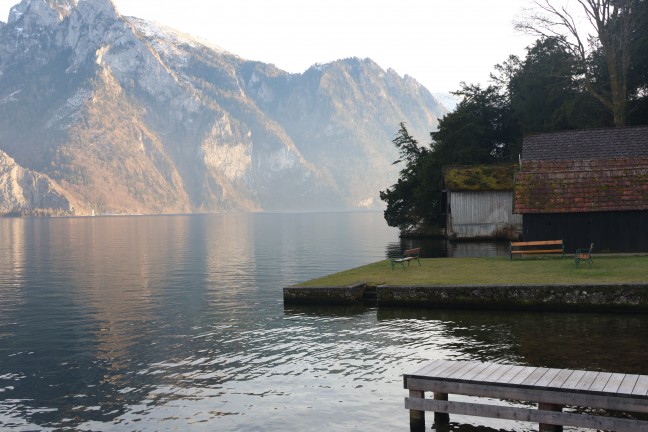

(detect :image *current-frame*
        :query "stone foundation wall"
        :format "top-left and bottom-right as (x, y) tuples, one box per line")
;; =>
(283, 283), (367, 305)
(378, 284), (648, 312)
(283, 283), (648, 312)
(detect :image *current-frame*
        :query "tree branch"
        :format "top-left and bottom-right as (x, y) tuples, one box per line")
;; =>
(517, 0), (640, 126)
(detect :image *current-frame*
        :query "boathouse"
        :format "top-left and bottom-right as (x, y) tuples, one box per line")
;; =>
(444, 164), (521, 240)
(514, 126), (648, 252)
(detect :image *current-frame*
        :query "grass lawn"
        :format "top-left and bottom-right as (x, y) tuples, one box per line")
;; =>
(297, 256), (648, 287)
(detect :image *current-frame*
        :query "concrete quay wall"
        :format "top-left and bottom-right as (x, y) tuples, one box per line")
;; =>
(283, 283), (367, 305)
(379, 284), (648, 312)
(284, 283), (648, 312)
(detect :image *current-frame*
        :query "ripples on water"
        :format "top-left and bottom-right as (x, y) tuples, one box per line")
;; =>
(1, 213), (647, 431)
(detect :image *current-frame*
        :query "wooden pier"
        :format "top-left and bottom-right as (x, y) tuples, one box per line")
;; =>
(404, 359), (648, 432)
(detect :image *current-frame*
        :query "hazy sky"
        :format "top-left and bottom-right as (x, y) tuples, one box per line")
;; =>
(0, 0), (539, 93)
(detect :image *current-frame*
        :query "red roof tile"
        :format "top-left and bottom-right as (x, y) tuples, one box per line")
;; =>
(514, 158), (648, 214)
(515, 127), (648, 214)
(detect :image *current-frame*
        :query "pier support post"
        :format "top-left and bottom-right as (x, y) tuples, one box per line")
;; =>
(433, 392), (450, 425)
(538, 403), (563, 432)
(409, 390), (425, 432)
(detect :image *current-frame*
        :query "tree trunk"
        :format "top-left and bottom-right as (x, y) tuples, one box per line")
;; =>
(608, 66), (627, 128)
(604, 36), (629, 128)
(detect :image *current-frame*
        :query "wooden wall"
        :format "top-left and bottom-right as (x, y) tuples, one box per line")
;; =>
(522, 211), (648, 253)
(447, 191), (522, 240)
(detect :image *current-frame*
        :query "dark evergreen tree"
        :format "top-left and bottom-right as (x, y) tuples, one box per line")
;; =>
(381, 85), (521, 231)
(518, 0), (644, 127)
(379, 123), (436, 231)
(507, 38), (612, 132)
(381, 2), (648, 232)
(432, 84), (521, 163)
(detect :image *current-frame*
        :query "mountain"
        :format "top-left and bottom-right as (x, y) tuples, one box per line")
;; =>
(0, 148), (82, 216)
(433, 92), (462, 112)
(0, 0), (446, 216)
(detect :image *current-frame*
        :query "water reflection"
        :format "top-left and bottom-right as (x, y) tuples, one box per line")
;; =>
(284, 304), (371, 318)
(377, 308), (648, 374)
(0, 219), (27, 338)
(0, 213), (409, 431)
(0, 213), (646, 432)
(389, 238), (511, 258)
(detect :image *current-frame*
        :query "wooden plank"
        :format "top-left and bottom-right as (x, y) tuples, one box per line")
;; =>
(404, 359), (648, 428)
(560, 369), (587, 390)
(507, 366), (540, 385)
(633, 375), (648, 396)
(573, 371), (600, 391)
(406, 360), (438, 379)
(534, 368), (563, 387)
(589, 372), (613, 392)
(603, 373), (626, 393)
(547, 369), (575, 388)
(405, 378), (648, 414)
(408, 360), (457, 385)
(519, 367), (550, 386)
(511, 240), (562, 246)
(512, 249), (563, 254)
(407, 361), (648, 396)
(618, 374), (640, 395)
(456, 362), (491, 380)
(434, 360), (468, 377)
(486, 364), (519, 383)
(408, 390), (425, 432)
(404, 359), (446, 388)
(446, 362), (482, 380)
(414, 359), (450, 377)
(471, 363), (507, 382)
(459, 362), (494, 381)
(436, 361), (471, 379)
(405, 398), (648, 432)
(408, 359), (437, 376)
(498, 365), (530, 384)
(525, 248), (562, 252)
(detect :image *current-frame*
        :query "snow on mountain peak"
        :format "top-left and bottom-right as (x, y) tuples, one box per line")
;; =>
(128, 17), (229, 57)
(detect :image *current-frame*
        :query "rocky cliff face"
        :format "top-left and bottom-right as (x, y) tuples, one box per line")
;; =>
(0, 0), (446, 216)
(0, 149), (82, 216)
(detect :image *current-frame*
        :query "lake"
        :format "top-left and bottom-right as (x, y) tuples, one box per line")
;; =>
(1, 212), (647, 431)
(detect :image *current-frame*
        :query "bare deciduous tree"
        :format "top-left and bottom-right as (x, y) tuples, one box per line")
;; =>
(517, 0), (641, 127)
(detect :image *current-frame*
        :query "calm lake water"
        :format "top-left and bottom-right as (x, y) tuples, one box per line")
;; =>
(1, 212), (647, 431)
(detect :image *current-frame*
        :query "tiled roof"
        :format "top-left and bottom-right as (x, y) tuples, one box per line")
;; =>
(515, 126), (648, 214)
(522, 126), (648, 161)
(514, 158), (648, 214)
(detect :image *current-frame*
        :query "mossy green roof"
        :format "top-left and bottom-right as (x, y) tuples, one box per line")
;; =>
(443, 164), (517, 191)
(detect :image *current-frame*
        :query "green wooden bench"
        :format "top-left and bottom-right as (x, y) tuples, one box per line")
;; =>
(510, 240), (564, 260)
(391, 247), (421, 270)
(575, 243), (594, 268)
